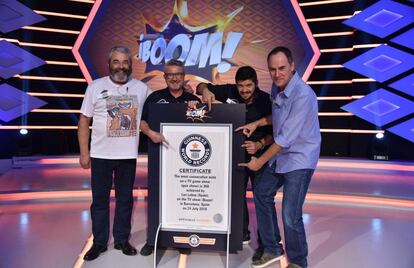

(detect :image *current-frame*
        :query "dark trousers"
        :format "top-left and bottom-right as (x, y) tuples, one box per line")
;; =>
(243, 168), (262, 245)
(90, 157), (136, 246)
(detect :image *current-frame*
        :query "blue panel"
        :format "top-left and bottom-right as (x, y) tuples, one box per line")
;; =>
(391, 28), (414, 50)
(343, 0), (414, 38)
(0, 0), (46, 33)
(343, 45), (414, 83)
(341, 89), (414, 127)
(0, 83), (47, 122)
(0, 41), (45, 79)
(389, 73), (414, 97)
(388, 118), (414, 143)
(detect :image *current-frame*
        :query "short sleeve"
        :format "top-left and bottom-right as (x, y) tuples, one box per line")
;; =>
(80, 83), (95, 117)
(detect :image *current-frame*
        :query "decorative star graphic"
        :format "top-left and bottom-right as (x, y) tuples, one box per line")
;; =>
(139, 0), (242, 81)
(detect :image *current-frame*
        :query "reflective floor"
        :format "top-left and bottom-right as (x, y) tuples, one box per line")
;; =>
(0, 156), (413, 268)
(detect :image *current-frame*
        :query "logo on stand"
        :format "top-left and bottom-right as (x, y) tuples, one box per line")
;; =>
(180, 134), (211, 166)
(186, 105), (210, 122)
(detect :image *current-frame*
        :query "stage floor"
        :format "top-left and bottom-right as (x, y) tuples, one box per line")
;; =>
(1, 156), (413, 268)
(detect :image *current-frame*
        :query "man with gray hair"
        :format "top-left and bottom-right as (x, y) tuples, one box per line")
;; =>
(139, 59), (200, 256)
(78, 46), (151, 261)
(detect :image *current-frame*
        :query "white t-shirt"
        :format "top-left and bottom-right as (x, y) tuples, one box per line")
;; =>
(80, 76), (151, 159)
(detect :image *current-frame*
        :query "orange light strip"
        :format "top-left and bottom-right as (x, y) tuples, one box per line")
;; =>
(314, 31), (354, 37)
(318, 161), (414, 172)
(178, 254), (188, 267)
(0, 126), (78, 130)
(314, 64), (343, 69)
(31, 109), (80, 113)
(28, 92), (362, 101)
(73, 235), (93, 268)
(353, 78), (376, 82)
(0, 125), (382, 133)
(306, 15), (353, 22)
(299, 0), (354, 7)
(14, 74), (86, 82)
(2, 190), (412, 211)
(34, 10), (87, 19)
(308, 80), (352, 84)
(46, 60), (78, 66)
(317, 95), (363, 100)
(0, 38), (72, 50)
(320, 44), (381, 53)
(308, 78), (375, 85)
(0, 189), (148, 202)
(69, 0), (95, 3)
(10, 155), (410, 171)
(28, 92), (84, 98)
(21, 26), (80, 34)
(307, 193), (414, 209)
(321, 129), (384, 134)
(319, 112), (353, 116)
(34, 156), (147, 165)
(245, 192), (414, 210)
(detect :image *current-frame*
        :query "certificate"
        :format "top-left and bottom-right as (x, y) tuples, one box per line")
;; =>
(160, 123), (232, 233)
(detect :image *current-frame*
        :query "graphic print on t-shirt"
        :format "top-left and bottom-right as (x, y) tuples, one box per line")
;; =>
(106, 95), (138, 137)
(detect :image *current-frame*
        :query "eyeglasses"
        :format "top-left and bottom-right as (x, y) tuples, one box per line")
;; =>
(164, 72), (185, 79)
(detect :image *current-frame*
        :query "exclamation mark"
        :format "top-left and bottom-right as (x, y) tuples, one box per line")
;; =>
(217, 32), (244, 73)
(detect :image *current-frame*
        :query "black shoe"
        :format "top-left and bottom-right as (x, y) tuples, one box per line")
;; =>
(242, 233), (251, 245)
(114, 241), (137, 256)
(252, 246), (264, 262)
(178, 247), (192, 255)
(83, 244), (107, 261)
(140, 243), (154, 256)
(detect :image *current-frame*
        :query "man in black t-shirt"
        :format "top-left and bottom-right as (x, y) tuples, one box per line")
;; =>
(196, 66), (272, 261)
(139, 59), (200, 256)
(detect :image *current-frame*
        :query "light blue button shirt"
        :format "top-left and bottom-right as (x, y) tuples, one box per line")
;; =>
(269, 72), (321, 173)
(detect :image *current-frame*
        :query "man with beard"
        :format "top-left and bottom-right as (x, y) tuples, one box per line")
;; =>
(139, 59), (200, 256)
(196, 66), (273, 261)
(78, 46), (151, 261)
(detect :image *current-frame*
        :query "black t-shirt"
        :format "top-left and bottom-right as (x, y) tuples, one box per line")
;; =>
(142, 88), (200, 122)
(207, 83), (272, 152)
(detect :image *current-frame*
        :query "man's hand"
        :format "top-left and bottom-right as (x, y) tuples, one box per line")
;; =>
(79, 154), (91, 169)
(148, 130), (169, 145)
(242, 140), (262, 155)
(199, 85), (215, 111)
(238, 156), (263, 171)
(235, 121), (259, 138)
(187, 100), (199, 109)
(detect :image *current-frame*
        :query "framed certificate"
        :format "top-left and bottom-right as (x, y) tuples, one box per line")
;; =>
(160, 124), (232, 233)
(146, 103), (245, 252)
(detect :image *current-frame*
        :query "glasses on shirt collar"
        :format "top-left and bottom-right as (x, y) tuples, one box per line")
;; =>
(164, 72), (185, 79)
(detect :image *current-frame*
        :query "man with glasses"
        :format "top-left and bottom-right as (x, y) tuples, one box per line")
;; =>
(139, 59), (200, 256)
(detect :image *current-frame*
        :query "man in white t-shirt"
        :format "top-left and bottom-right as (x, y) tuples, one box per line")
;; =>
(78, 46), (151, 261)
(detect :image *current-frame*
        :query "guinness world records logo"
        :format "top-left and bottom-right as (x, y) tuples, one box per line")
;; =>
(180, 134), (211, 166)
(188, 234), (200, 247)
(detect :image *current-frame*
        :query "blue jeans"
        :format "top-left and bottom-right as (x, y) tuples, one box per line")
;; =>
(90, 158), (136, 246)
(254, 162), (313, 268)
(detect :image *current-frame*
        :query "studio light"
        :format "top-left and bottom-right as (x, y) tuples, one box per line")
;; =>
(371, 133), (388, 161)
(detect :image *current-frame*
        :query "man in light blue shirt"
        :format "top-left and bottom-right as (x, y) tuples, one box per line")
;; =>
(237, 46), (321, 268)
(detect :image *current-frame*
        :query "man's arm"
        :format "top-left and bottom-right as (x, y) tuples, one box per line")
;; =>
(241, 134), (273, 155)
(235, 114), (272, 137)
(78, 114), (92, 169)
(140, 120), (169, 145)
(196, 83), (216, 111)
(238, 142), (282, 171)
